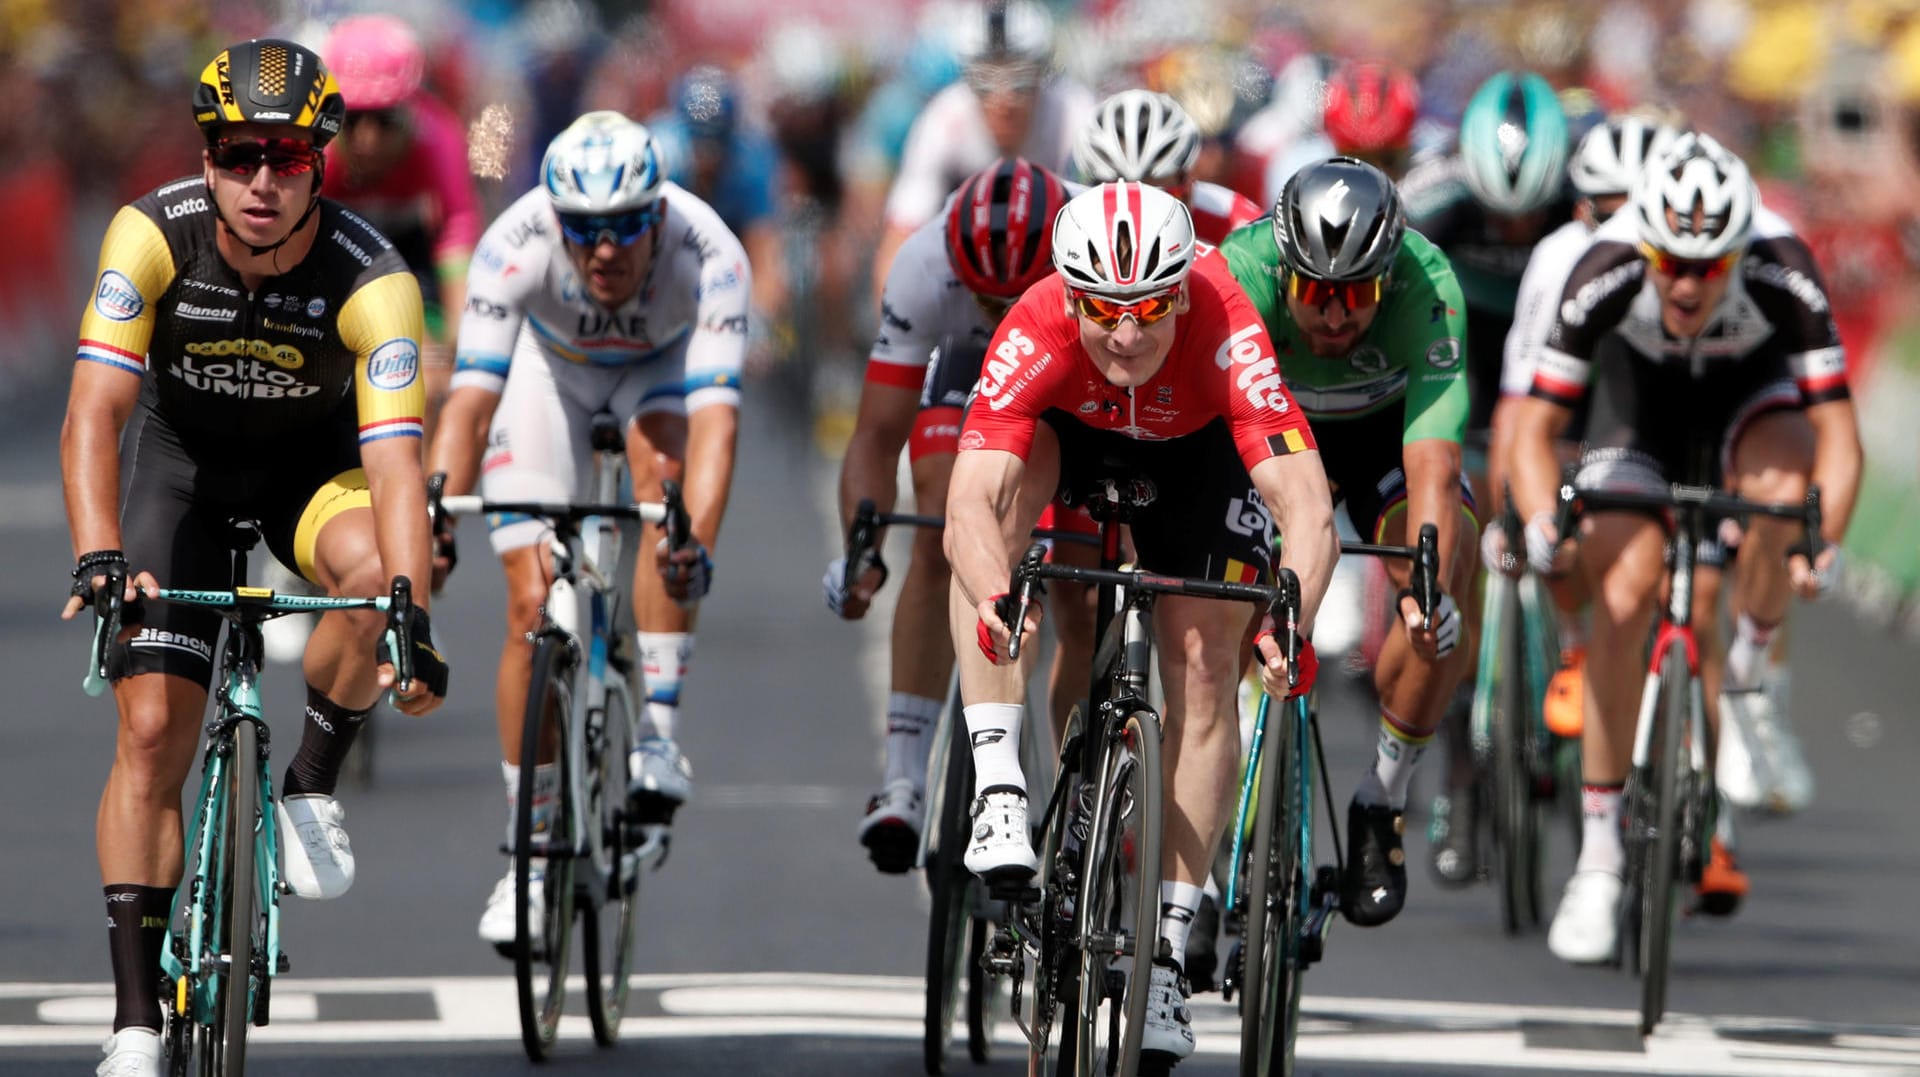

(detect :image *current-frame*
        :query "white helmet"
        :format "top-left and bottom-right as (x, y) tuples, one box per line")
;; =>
(1073, 90), (1202, 186)
(1570, 115), (1681, 198)
(541, 110), (666, 215)
(1630, 130), (1755, 260)
(1051, 181), (1196, 299)
(951, 0), (1053, 67)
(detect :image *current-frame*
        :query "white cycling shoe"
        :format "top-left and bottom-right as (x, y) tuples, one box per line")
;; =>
(628, 737), (693, 813)
(478, 867), (545, 951)
(97, 1028), (162, 1077)
(1140, 960), (1196, 1059)
(277, 794), (354, 900)
(1547, 870), (1623, 965)
(963, 789), (1038, 885)
(1719, 684), (1813, 816)
(858, 778), (923, 875)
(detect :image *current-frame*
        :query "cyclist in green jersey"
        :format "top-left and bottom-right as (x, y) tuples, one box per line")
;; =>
(1219, 156), (1475, 926)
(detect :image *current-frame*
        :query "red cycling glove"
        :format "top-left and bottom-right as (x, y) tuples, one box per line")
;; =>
(1252, 631), (1318, 699)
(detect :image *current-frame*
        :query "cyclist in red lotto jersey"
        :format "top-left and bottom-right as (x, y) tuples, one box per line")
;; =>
(946, 181), (1338, 1059)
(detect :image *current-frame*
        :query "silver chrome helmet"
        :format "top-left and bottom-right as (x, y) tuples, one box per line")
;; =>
(1272, 156), (1405, 281)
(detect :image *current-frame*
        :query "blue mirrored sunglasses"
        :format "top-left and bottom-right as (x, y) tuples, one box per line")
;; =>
(557, 205), (661, 247)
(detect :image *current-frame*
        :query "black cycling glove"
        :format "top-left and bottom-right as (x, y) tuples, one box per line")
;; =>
(378, 604), (450, 699)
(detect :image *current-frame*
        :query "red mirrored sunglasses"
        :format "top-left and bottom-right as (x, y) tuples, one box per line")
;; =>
(211, 138), (319, 179)
(1284, 269), (1384, 311)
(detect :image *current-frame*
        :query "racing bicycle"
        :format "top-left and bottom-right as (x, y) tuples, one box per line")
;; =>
(81, 521), (418, 1076)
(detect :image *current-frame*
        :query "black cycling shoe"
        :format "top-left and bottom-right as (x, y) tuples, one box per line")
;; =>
(1341, 799), (1408, 927)
(1183, 893), (1221, 993)
(1427, 784), (1480, 889)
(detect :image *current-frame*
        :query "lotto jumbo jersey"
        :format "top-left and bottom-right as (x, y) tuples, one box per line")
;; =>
(76, 175), (426, 450)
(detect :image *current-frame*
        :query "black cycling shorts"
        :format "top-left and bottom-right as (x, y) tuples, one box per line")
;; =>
(1309, 403), (1477, 541)
(117, 403), (364, 686)
(1040, 413), (1272, 583)
(1580, 334), (1803, 489)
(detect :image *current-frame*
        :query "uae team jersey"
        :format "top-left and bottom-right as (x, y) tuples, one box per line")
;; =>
(77, 175), (426, 450)
(451, 182), (749, 412)
(1533, 206), (1849, 408)
(959, 250), (1317, 471)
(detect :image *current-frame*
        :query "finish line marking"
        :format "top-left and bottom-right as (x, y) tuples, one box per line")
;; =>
(2, 973), (1915, 1075)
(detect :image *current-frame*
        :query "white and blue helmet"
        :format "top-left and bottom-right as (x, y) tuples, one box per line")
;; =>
(541, 110), (666, 216)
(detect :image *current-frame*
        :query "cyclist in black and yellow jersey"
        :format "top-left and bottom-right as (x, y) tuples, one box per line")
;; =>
(57, 39), (449, 1077)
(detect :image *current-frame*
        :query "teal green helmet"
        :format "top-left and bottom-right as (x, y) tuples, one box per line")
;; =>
(1458, 71), (1569, 216)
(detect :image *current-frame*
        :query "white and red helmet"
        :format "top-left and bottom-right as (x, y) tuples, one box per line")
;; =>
(1050, 181), (1196, 299)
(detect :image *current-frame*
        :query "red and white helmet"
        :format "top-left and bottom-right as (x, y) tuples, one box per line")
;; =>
(321, 14), (424, 111)
(1050, 182), (1195, 299)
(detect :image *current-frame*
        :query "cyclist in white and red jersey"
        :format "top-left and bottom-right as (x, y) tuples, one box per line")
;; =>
(426, 112), (748, 948)
(1071, 88), (1261, 244)
(1509, 133), (1861, 964)
(872, 0), (1094, 289)
(830, 159), (1094, 873)
(948, 181), (1339, 1060)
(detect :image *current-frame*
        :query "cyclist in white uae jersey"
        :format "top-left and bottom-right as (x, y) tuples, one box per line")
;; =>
(872, 0), (1094, 290)
(426, 112), (747, 947)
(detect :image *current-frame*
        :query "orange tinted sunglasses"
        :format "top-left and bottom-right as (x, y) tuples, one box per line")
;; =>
(1640, 243), (1740, 281)
(1070, 287), (1181, 330)
(1285, 270), (1384, 311)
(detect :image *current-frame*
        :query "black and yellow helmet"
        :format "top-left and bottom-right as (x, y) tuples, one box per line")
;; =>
(193, 39), (346, 147)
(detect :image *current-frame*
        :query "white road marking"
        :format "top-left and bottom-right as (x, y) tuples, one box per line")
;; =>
(3, 973), (1916, 1075)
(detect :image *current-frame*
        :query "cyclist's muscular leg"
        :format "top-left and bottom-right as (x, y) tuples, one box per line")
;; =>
(627, 413), (698, 748)
(304, 508), (404, 710)
(892, 454), (959, 702)
(98, 675), (208, 886)
(1153, 596), (1246, 888)
(1727, 410), (1814, 645)
(495, 544), (552, 764)
(1575, 514), (1665, 877)
(1372, 513), (1477, 742)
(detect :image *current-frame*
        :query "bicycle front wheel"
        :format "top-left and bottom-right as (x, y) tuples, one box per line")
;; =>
(209, 721), (259, 1076)
(1072, 710), (1163, 1077)
(515, 633), (577, 1061)
(582, 654), (640, 1047)
(1487, 574), (1540, 935)
(1637, 638), (1689, 1036)
(924, 695), (972, 1074)
(1239, 695), (1304, 1077)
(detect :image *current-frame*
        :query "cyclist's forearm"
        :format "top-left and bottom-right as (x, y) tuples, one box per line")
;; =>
(1508, 398), (1570, 525)
(944, 452), (1021, 610)
(1403, 437), (1465, 587)
(59, 390), (133, 556)
(1253, 452), (1338, 634)
(683, 404), (739, 547)
(1806, 399), (1864, 543)
(425, 386), (496, 495)
(363, 441), (434, 611)
(838, 427), (901, 532)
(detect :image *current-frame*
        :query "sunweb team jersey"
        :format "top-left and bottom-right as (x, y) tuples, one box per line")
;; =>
(957, 250), (1317, 471)
(451, 182), (749, 412)
(1532, 207), (1849, 408)
(1217, 222), (1471, 444)
(77, 175), (427, 450)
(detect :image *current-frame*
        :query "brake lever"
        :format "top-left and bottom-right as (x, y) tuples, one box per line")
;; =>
(387, 576), (414, 696)
(1415, 522), (1439, 633)
(1004, 542), (1048, 662)
(845, 498), (878, 596)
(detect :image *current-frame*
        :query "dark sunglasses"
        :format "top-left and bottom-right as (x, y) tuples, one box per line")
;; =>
(1069, 287), (1181, 330)
(557, 205), (663, 248)
(1284, 269), (1385, 311)
(1640, 243), (1740, 281)
(345, 108), (407, 133)
(210, 138), (319, 178)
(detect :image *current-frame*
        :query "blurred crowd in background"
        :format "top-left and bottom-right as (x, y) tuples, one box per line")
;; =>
(4, 0), (1920, 622)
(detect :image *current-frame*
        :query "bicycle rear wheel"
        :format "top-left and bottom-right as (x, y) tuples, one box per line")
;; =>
(1239, 696), (1305, 1077)
(209, 722), (259, 1076)
(1637, 640), (1688, 1036)
(583, 659), (640, 1047)
(515, 633), (577, 1061)
(924, 695), (972, 1074)
(1072, 710), (1162, 1077)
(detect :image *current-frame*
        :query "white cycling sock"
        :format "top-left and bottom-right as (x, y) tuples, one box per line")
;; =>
(501, 761), (560, 836)
(964, 703), (1027, 798)
(1726, 614), (1775, 692)
(882, 692), (943, 790)
(638, 632), (693, 739)
(1158, 880), (1205, 972)
(1354, 709), (1430, 809)
(1575, 783), (1625, 876)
